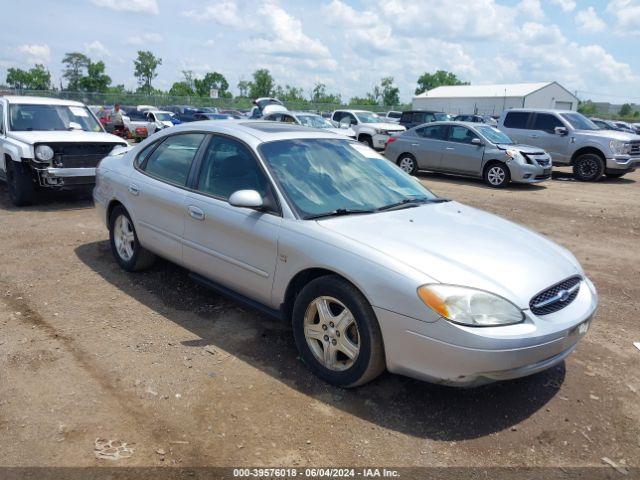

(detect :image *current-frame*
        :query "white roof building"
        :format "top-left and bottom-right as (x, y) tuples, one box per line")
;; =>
(412, 82), (579, 115)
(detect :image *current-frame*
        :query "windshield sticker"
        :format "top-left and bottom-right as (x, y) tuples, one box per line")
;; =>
(70, 107), (88, 117)
(350, 143), (385, 160)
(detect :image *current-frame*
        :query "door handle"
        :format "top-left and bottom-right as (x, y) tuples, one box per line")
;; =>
(530, 134), (539, 138)
(445, 147), (455, 150)
(188, 205), (205, 221)
(411, 143), (419, 147)
(129, 183), (140, 196)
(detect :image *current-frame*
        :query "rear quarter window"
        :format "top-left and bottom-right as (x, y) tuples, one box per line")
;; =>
(503, 112), (531, 129)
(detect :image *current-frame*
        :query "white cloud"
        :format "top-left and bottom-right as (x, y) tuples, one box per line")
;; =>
(575, 7), (606, 32)
(125, 33), (163, 45)
(182, 1), (243, 27)
(322, 0), (378, 28)
(16, 44), (51, 64)
(606, 0), (640, 35)
(90, 0), (158, 14)
(518, 0), (545, 20)
(548, 0), (576, 12)
(85, 40), (111, 57)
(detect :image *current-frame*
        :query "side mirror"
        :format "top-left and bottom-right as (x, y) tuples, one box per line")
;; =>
(339, 119), (351, 129)
(555, 126), (568, 136)
(471, 137), (484, 146)
(228, 190), (264, 210)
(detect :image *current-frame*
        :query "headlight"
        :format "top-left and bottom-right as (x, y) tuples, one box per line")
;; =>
(505, 149), (528, 164)
(417, 284), (524, 327)
(609, 140), (631, 155)
(35, 145), (54, 162)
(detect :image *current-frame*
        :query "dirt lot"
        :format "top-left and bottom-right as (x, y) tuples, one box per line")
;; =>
(0, 168), (639, 473)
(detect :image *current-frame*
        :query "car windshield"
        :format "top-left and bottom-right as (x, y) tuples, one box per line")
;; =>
(260, 139), (437, 219)
(560, 113), (599, 131)
(9, 104), (103, 132)
(154, 112), (173, 121)
(297, 115), (335, 129)
(475, 125), (514, 145)
(355, 111), (384, 123)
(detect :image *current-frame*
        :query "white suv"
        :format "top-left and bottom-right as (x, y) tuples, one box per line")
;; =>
(0, 96), (127, 205)
(332, 110), (405, 150)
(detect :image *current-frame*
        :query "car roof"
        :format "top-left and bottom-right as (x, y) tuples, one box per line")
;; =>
(160, 120), (346, 144)
(401, 110), (444, 114)
(2, 95), (85, 107)
(504, 108), (575, 115)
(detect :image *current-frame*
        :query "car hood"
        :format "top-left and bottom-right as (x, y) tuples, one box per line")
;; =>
(317, 201), (582, 308)
(496, 144), (547, 154)
(575, 129), (640, 142)
(8, 130), (126, 145)
(324, 127), (355, 137)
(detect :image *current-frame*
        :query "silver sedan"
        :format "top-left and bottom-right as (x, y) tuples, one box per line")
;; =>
(385, 121), (552, 187)
(94, 121), (597, 387)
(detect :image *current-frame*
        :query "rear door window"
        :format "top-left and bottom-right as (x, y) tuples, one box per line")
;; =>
(141, 133), (206, 186)
(531, 113), (564, 133)
(503, 112), (531, 129)
(416, 124), (448, 140)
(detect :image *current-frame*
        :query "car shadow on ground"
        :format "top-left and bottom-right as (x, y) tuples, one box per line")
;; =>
(551, 170), (636, 184)
(75, 240), (565, 442)
(415, 171), (548, 191)
(0, 183), (94, 212)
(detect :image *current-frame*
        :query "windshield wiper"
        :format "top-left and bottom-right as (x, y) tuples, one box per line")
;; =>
(305, 208), (376, 220)
(377, 197), (450, 212)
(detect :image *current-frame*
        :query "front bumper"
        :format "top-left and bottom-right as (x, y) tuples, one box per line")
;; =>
(508, 156), (552, 184)
(606, 156), (640, 173)
(375, 277), (597, 387)
(36, 167), (96, 187)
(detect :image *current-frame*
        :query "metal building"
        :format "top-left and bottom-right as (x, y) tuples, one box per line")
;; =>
(412, 82), (579, 116)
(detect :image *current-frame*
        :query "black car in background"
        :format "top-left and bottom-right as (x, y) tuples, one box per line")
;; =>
(163, 105), (206, 122)
(399, 110), (450, 129)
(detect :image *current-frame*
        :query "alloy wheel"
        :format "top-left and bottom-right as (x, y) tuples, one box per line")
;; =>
(487, 166), (506, 185)
(303, 296), (360, 371)
(399, 157), (415, 173)
(113, 214), (135, 261)
(577, 158), (598, 178)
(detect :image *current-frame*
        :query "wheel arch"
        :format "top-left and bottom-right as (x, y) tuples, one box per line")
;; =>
(570, 147), (605, 165)
(106, 198), (126, 226)
(483, 158), (510, 173)
(281, 268), (367, 324)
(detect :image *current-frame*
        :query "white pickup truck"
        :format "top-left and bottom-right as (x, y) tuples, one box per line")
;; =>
(331, 109), (405, 150)
(0, 96), (127, 206)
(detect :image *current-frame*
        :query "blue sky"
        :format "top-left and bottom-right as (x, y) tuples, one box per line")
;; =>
(1, 0), (639, 103)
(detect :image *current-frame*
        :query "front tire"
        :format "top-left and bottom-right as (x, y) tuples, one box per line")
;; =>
(573, 154), (604, 181)
(358, 135), (374, 148)
(109, 205), (155, 272)
(397, 154), (417, 175)
(6, 160), (36, 206)
(484, 162), (511, 188)
(292, 275), (385, 388)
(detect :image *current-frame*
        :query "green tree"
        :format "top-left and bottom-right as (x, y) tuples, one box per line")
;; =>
(237, 80), (250, 97)
(248, 69), (275, 98)
(6, 68), (31, 89)
(348, 96), (378, 106)
(106, 84), (126, 94)
(133, 50), (162, 93)
(311, 82), (341, 104)
(273, 84), (306, 103)
(619, 103), (633, 117)
(62, 52), (90, 90)
(169, 81), (194, 96)
(78, 61), (111, 92)
(194, 72), (231, 98)
(380, 76), (399, 106)
(578, 101), (597, 116)
(415, 70), (468, 95)
(7, 65), (52, 90)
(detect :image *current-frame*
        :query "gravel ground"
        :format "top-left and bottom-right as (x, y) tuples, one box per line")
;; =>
(0, 168), (638, 472)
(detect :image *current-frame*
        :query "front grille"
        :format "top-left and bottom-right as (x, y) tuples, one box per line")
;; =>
(530, 276), (581, 316)
(534, 158), (551, 167)
(630, 141), (640, 156)
(39, 143), (120, 169)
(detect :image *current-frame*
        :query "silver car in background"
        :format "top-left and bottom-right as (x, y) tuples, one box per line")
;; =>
(94, 121), (596, 388)
(385, 121), (552, 187)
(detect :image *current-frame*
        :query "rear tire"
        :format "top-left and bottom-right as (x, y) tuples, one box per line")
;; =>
(6, 160), (36, 207)
(109, 205), (155, 272)
(483, 162), (511, 188)
(292, 275), (385, 388)
(397, 154), (417, 175)
(573, 154), (604, 181)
